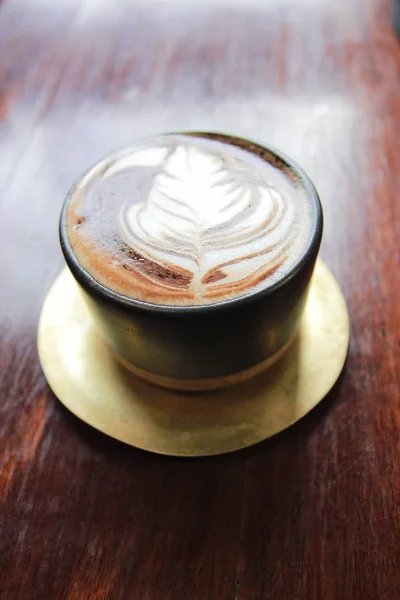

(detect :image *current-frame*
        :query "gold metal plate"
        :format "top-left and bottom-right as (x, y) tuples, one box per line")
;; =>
(38, 260), (349, 456)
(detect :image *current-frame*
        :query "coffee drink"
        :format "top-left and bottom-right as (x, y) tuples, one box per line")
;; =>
(61, 133), (322, 389)
(66, 133), (313, 306)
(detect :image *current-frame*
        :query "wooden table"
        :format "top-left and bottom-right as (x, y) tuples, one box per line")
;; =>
(1, 0), (399, 598)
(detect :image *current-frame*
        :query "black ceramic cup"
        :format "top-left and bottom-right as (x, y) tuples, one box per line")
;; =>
(59, 133), (323, 391)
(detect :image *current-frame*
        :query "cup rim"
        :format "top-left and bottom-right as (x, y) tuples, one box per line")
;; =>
(59, 131), (323, 316)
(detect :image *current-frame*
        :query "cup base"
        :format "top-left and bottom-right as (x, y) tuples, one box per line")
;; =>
(38, 259), (350, 457)
(114, 334), (296, 392)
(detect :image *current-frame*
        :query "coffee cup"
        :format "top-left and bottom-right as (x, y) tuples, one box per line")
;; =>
(59, 132), (323, 391)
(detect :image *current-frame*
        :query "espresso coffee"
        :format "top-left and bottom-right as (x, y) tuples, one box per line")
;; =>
(66, 133), (313, 306)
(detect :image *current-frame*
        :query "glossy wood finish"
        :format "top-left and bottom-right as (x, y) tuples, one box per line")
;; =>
(1, 0), (399, 598)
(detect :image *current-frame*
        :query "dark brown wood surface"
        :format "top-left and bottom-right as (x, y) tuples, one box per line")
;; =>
(1, 0), (400, 598)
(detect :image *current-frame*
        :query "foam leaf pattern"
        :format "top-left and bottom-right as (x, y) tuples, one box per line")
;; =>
(118, 143), (297, 300)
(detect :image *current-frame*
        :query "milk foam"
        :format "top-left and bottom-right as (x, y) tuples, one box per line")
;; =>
(67, 134), (312, 305)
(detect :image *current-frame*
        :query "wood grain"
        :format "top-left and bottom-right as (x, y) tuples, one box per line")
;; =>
(1, 0), (400, 598)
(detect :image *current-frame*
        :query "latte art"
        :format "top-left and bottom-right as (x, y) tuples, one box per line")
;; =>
(118, 144), (295, 301)
(67, 134), (312, 305)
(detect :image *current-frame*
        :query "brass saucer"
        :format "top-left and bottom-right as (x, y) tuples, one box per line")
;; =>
(38, 260), (349, 457)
